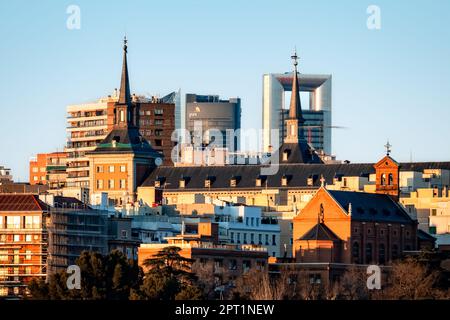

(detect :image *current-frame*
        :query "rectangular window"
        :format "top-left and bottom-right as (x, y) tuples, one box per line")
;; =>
(120, 179), (126, 189)
(243, 233), (247, 244)
(13, 235), (20, 242)
(26, 250), (32, 260)
(109, 165), (115, 173)
(33, 216), (40, 228)
(154, 109), (163, 115)
(120, 165), (126, 172)
(265, 234), (269, 245)
(258, 234), (262, 244)
(154, 119), (164, 126)
(25, 216), (33, 229)
(272, 234), (276, 246)
(121, 230), (128, 239)
(0, 251), (8, 261)
(109, 179), (115, 189)
(96, 166), (103, 173)
(25, 234), (32, 242)
(0, 216), (3, 228)
(230, 232), (234, 243)
(7, 216), (21, 229)
(97, 179), (103, 189)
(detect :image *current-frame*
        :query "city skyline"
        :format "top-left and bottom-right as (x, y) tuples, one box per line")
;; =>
(1, 1), (450, 181)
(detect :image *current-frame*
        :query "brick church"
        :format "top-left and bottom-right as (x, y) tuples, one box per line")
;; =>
(292, 152), (419, 265)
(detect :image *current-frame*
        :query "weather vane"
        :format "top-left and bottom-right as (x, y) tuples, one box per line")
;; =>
(123, 36), (128, 53)
(384, 140), (392, 156)
(291, 47), (299, 67)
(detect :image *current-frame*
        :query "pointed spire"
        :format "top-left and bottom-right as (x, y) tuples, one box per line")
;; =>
(288, 49), (303, 122)
(118, 36), (131, 105)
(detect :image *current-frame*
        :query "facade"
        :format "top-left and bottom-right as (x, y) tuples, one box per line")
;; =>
(87, 39), (160, 207)
(66, 97), (114, 188)
(185, 94), (241, 151)
(0, 194), (49, 297)
(0, 166), (12, 185)
(214, 204), (281, 257)
(45, 196), (109, 275)
(262, 72), (332, 154)
(29, 152), (68, 188)
(134, 97), (176, 166)
(107, 215), (140, 260)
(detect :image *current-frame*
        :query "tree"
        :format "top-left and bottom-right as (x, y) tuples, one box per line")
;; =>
(27, 250), (141, 300)
(132, 246), (202, 300)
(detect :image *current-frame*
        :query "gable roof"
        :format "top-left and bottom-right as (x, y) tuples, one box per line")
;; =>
(0, 194), (49, 212)
(299, 222), (341, 241)
(327, 190), (415, 224)
(141, 161), (450, 190)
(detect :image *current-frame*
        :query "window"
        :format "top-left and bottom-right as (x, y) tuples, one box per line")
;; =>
(258, 234), (262, 245)
(388, 173), (394, 185)
(97, 179), (103, 189)
(0, 216), (3, 228)
(155, 129), (163, 136)
(352, 242), (360, 263)
(236, 233), (241, 244)
(272, 234), (276, 246)
(229, 259), (237, 270)
(381, 173), (386, 185)
(154, 119), (163, 126)
(121, 230), (128, 239)
(25, 234), (32, 242)
(392, 245), (399, 259)
(251, 217), (254, 226)
(245, 217), (249, 226)
(250, 233), (254, 244)
(281, 176), (288, 186)
(7, 216), (21, 229)
(243, 233), (247, 244)
(431, 209), (437, 216)
(14, 235), (20, 242)
(96, 166), (103, 173)
(154, 109), (163, 115)
(32, 167), (38, 173)
(145, 110), (151, 116)
(25, 250), (32, 260)
(120, 179), (126, 189)
(265, 234), (269, 245)
(243, 260), (251, 273)
(33, 176), (38, 181)
(108, 179), (115, 189)
(379, 244), (386, 264)
(365, 243), (373, 264)
(230, 232), (234, 243)
(120, 110), (125, 122)
(109, 165), (115, 173)
(0, 251), (8, 261)
(120, 165), (126, 172)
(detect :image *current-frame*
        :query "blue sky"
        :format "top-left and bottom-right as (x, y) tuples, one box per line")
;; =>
(1, 0), (450, 181)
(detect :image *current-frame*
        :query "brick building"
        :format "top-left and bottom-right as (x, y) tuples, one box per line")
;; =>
(29, 152), (68, 188)
(292, 153), (418, 265)
(0, 194), (49, 297)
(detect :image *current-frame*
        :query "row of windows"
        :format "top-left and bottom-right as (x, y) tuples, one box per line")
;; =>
(353, 227), (411, 238)
(199, 258), (265, 271)
(96, 179), (127, 190)
(138, 109), (164, 116)
(0, 216), (41, 229)
(0, 234), (40, 242)
(229, 232), (277, 246)
(138, 119), (164, 126)
(352, 242), (411, 264)
(96, 165), (127, 173)
(0, 250), (33, 261)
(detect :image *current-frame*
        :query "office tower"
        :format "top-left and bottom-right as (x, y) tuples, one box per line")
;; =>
(262, 72), (332, 154)
(185, 94), (241, 151)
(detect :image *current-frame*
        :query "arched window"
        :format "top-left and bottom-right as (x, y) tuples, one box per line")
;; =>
(379, 244), (386, 265)
(381, 173), (386, 186)
(352, 242), (360, 263)
(388, 173), (394, 186)
(365, 243), (373, 264)
(392, 244), (399, 260)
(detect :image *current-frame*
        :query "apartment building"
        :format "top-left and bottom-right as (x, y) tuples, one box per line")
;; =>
(0, 194), (49, 297)
(0, 166), (12, 185)
(29, 153), (68, 189)
(65, 96), (116, 188)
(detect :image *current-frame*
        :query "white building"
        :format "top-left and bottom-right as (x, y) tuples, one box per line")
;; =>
(214, 204), (281, 258)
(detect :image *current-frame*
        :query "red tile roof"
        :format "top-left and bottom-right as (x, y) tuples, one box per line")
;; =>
(0, 194), (49, 211)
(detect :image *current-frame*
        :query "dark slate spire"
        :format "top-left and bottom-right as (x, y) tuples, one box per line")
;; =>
(288, 49), (304, 122)
(118, 36), (131, 105)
